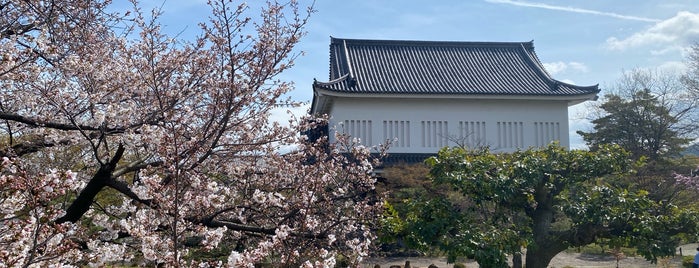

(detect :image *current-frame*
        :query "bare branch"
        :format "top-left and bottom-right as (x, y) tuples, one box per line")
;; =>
(0, 138), (71, 157)
(0, 112), (123, 133)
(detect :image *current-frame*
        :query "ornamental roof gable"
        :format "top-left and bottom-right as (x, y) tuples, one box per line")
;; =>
(312, 37), (599, 96)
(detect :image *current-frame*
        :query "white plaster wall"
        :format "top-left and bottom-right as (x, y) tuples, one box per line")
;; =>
(327, 97), (570, 153)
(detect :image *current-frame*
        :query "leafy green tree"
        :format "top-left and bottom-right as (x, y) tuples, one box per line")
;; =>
(578, 70), (698, 204)
(400, 143), (699, 268)
(577, 88), (692, 161)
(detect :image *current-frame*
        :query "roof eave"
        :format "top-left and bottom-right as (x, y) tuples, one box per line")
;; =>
(567, 93), (599, 106)
(314, 87), (599, 105)
(311, 84), (334, 115)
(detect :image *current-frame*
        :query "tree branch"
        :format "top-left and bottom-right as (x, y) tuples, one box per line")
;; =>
(205, 219), (276, 235)
(105, 177), (155, 208)
(0, 112), (124, 133)
(204, 218), (328, 239)
(112, 158), (163, 177)
(55, 144), (125, 224)
(0, 22), (36, 39)
(0, 138), (71, 158)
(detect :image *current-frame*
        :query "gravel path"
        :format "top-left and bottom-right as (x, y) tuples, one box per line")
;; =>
(363, 244), (698, 268)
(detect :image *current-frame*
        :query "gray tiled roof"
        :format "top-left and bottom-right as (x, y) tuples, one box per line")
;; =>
(313, 37), (599, 96)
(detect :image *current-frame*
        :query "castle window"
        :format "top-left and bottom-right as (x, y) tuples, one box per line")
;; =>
(534, 122), (560, 146)
(421, 121), (448, 148)
(383, 120), (410, 147)
(497, 121), (524, 149)
(343, 119), (373, 145)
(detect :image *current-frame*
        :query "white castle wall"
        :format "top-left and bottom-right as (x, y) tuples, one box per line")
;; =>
(327, 97), (569, 153)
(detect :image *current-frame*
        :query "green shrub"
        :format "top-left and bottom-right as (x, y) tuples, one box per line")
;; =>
(682, 255), (694, 267)
(334, 254), (349, 268)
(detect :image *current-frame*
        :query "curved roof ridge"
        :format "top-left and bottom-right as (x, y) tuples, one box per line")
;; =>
(331, 36), (534, 48)
(517, 43), (599, 92)
(521, 43), (553, 78)
(314, 73), (358, 90)
(316, 37), (600, 97)
(314, 73), (350, 86)
(517, 43), (558, 89)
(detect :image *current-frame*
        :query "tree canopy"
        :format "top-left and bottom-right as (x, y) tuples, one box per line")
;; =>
(577, 69), (699, 204)
(578, 86), (693, 161)
(388, 144), (699, 268)
(1, 0), (384, 266)
(684, 43), (699, 98)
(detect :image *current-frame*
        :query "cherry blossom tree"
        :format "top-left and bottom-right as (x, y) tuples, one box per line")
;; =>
(1, 0), (385, 266)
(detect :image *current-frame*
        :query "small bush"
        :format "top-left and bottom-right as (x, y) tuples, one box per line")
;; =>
(334, 254), (349, 268)
(682, 255), (694, 267)
(566, 243), (636, 257)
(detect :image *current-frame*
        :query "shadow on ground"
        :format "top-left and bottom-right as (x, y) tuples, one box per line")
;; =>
(363, 243), (699, 268)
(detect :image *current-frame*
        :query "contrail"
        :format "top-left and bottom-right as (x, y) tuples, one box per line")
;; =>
(486, 0), (661, 23)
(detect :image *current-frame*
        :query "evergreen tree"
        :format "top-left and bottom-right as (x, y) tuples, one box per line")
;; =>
(577, 88), (692, 161)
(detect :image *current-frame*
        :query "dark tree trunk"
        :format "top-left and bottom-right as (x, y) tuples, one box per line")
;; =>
(55, 144), (124, 224)
(512, 252), (522, 268)
(525, 190), (567, 268)
(55, 167), (110, 223)
(525, 243), (563, 268)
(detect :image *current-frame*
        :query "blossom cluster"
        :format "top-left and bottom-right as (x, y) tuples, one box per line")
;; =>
(674, 169), (699, 189)
(1, 0), (386, 267)
(0, 157), (82, 266)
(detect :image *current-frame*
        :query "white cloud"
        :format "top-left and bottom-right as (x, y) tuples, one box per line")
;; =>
(656, 61), (688, 73)
(485, 0), (660, 22)
(559, 79), (577, 85)
(606, 11), (699, 51)
(543, 61), (589, 75)
(568, 62), (589, 73)
(543, 62), (566, 75)
(650, 46), (684, 56)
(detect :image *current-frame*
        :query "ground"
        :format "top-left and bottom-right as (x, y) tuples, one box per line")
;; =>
(363, 244), (698, 268)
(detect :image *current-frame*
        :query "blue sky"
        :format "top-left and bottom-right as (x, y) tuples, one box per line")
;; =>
(151, 0), (699, 148)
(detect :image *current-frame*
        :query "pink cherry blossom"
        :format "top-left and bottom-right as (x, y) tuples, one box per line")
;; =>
(1, 0), (388, 267)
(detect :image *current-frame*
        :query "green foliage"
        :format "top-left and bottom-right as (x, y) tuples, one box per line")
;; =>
(378, 162), (517, 266)
(400, 196), (463, 253)
(566, 243), (637, 256)
(185, 241), (232, 263)
(378, 201), (405, 244)
(399, 143), (699, 268)
(682, 255), (694, 267)
(622, 155), (699, 206)
(578, 75), (699, 207)
(578, 88), (691, 161)
(333, 254), (350, 268)
(377, 163), (437, 250)
(563, 204), (698, 263)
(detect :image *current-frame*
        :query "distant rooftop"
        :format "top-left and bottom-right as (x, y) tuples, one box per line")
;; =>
(313, 37), (599, 96)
